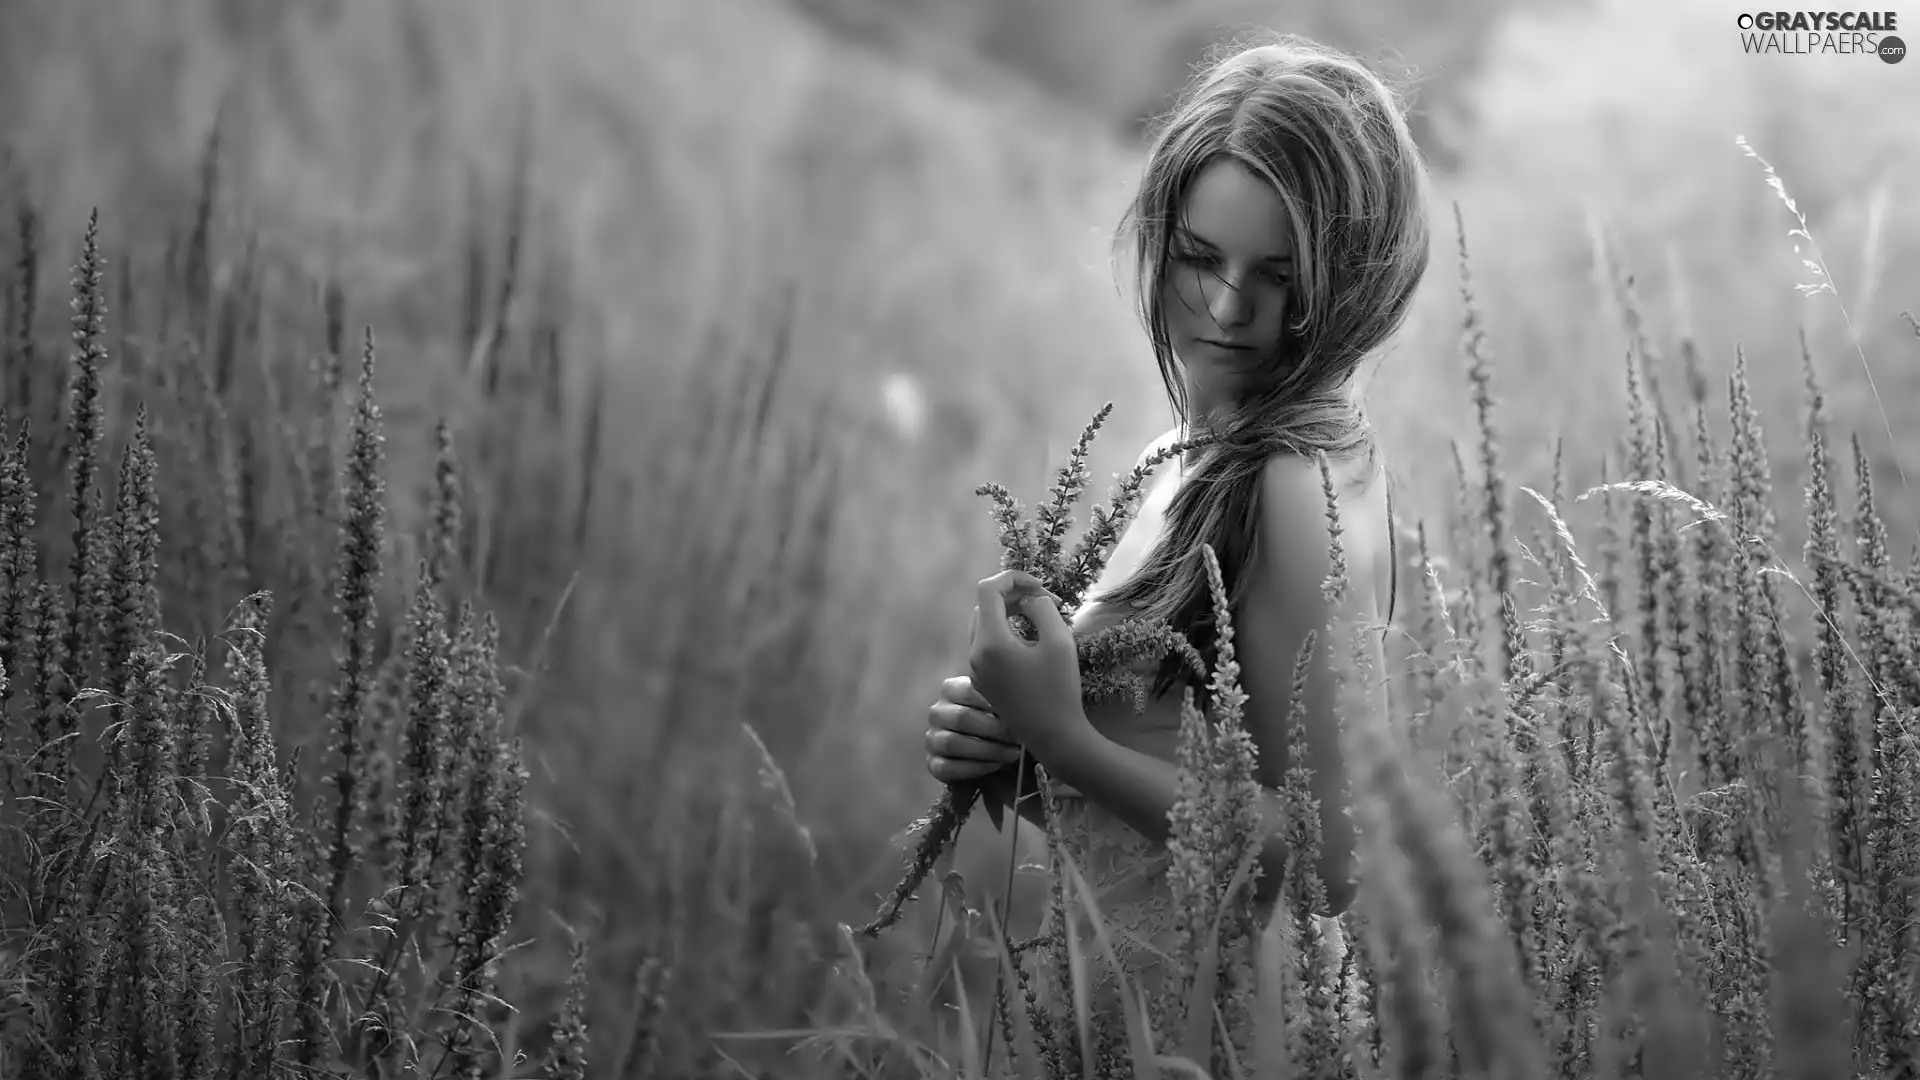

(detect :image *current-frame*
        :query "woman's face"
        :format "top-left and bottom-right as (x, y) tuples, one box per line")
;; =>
(1160, 157), (1297, 411)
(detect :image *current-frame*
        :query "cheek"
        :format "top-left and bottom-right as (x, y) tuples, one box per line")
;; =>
(1160, 272), (1212, 327)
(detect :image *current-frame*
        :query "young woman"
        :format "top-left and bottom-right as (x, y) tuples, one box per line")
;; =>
(920, 31), (1429, 1019)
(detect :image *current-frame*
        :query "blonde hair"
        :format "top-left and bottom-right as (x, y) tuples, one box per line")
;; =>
(1104, 31), (1432, 696)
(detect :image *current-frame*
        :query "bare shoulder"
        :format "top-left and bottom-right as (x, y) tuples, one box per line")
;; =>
(1250, 451), (1390, 616)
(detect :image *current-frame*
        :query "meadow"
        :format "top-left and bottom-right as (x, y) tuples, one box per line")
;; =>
(1, 0), (1919, 1077)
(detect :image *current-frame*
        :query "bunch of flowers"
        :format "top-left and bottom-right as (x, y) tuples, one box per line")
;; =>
(856, 403), (1213, 936)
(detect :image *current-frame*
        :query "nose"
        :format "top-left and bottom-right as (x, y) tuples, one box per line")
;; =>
(1207, 273), (1253, 330)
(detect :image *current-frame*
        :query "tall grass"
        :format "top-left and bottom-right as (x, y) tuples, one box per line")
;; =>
(0, 138), (597, 1076)
(3, 94), (1919, 1080)
(0, 232), (514, 1078)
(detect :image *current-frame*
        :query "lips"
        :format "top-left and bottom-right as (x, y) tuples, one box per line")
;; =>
(1203, 339), (1255, 351)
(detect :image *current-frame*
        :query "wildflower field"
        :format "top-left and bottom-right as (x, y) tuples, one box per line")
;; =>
(3, 145), (1919, 1080)
(4, 2), (1920, 1079)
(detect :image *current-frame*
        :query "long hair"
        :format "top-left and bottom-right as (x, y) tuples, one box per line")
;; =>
(1103, 32), (1432, 697)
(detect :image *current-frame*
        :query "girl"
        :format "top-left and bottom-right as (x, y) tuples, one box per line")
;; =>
(921, 30), (1428, 1032)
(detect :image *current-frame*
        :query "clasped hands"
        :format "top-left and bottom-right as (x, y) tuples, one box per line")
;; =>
(924, 570), (1091, 784)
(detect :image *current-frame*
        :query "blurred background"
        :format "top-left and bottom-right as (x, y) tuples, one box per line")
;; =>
(1, 0), (1915, 1073)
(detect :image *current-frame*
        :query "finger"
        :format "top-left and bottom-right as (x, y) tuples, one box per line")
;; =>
(927, 754), (1001, 783)
(1010, 587), (1071, 646)
(972, 572), (1014, 644)
(927, 728), (1023, 763)
(938, 706), (1015, 743)
(940, 675), (994, 712)
(929, 702), (1010, 741)
(974, 570), (1056, 649)
(979, 569), (1055, 606)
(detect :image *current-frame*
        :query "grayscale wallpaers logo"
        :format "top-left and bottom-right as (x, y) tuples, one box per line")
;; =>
(1736, 10), (1904, 60)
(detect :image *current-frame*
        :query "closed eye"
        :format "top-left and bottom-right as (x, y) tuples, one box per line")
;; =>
(1171, 235), (1292, 286)
(1174, 248), (1291, 288)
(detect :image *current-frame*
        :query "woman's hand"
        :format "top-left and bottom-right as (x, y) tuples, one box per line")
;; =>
(967, 570), (1093, 763)
(924, 675), (1023, 784)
